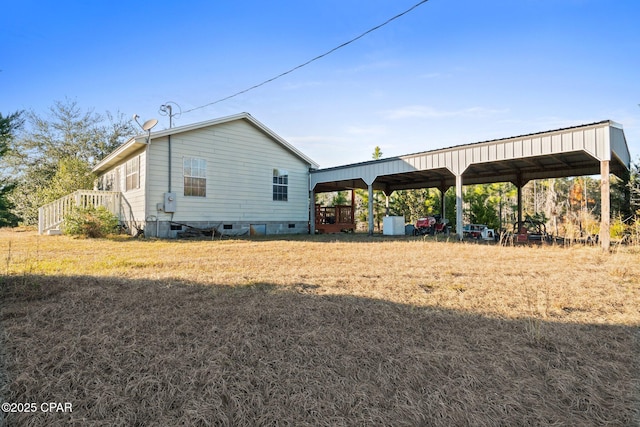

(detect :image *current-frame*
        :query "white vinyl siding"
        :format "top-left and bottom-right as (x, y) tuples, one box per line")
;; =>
(146, 120), (310, 222)
(95, 149), (147, 224)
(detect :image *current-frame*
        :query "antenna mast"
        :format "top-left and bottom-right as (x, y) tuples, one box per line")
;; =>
(159, 102), (182, 128)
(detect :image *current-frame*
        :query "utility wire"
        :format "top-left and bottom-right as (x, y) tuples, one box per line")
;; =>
(182, 0), (429, 114)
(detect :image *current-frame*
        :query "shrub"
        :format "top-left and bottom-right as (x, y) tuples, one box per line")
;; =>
(62, 206), (119, 238)
(610, 217), (627, 240)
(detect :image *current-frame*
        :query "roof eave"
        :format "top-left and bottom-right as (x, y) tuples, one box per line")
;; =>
(92, 137), (147, 174)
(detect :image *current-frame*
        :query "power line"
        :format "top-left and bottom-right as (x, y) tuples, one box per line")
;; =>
(182, 0), (429, 115)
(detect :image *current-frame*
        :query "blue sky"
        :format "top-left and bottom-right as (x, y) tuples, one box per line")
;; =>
(2, 0), (639, 168)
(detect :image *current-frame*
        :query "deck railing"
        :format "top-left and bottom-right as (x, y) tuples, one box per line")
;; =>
(315, 204), (355, 233)
(38, 190), (122, 234)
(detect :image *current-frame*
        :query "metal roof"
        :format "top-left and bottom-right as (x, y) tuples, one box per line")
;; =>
(311, 120), (631, 193)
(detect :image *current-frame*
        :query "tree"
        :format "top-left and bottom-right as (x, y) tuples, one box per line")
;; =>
(315, 190), (349, 207)
(465, 184), (500, 230)
(3, 99), (135, 225)
(626, 159), (640, 241)
(372, 146), (383, 160)
(5, 99), (133, 171)
(0, 112), (24, 156)
(331, 191), (348, 206)
(389, 189), (438, 223)
(627, 159), (640, 215)
(41, 157), (96, 202)
(0, 111), (24, 226)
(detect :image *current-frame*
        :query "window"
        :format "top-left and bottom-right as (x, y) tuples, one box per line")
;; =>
(125, 156), (140, 191)
(184, 157), (206, 197)
(98, 171), (114, 191)
(273, 169), (288, 201)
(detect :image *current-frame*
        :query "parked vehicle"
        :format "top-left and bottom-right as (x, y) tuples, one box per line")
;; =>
(414, 215), (450, 236)
(463, 224), (496, 241)
(512, 217), (552, 243)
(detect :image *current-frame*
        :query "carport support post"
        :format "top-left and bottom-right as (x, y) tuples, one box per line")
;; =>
(309, 189), (316, 234)
(455, 174), (463, 240)
(368, 183), (374, 235)
(517, 186), (523, 225)
(516, 174), (524, 226)
(383, 187), (392, 217)
(600, 160), (610, 251)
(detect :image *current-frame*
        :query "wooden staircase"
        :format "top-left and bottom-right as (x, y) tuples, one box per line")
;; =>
(38, 190), (122, 235)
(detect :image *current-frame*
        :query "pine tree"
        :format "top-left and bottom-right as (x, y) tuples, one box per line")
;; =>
(0, 111), (24, 226)
(372, 146), (383, 160)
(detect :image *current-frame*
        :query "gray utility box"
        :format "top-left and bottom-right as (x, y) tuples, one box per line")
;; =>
(164, 192), (177, 213)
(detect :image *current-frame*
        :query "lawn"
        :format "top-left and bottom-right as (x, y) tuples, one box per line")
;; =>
(1, 229), (639, 426)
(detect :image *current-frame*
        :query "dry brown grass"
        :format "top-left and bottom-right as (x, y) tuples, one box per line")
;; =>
(1, 229), (639, 426)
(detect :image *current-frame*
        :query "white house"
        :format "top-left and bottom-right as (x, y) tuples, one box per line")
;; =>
(89, 112), (318, 238)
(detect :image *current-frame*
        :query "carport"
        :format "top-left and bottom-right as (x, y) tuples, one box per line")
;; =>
(310, 120), (631, 250)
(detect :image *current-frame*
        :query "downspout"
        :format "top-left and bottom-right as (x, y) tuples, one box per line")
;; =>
(168, 134), (175, 227)
(144, 138), (151, 235)
(309, 171), (315, 234)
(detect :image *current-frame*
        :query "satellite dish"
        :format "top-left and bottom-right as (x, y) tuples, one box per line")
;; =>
(142, 118), (158, 131)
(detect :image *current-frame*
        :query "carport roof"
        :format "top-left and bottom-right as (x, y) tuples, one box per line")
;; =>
(311, 120), (630, 193)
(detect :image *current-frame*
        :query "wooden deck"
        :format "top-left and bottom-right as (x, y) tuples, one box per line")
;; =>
(315, 204), (355, 233)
